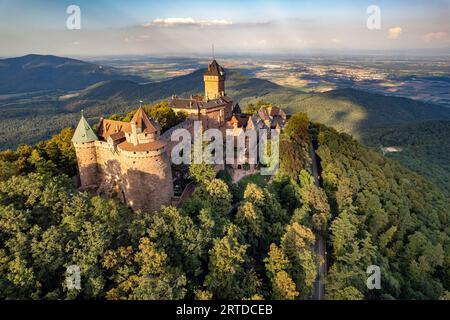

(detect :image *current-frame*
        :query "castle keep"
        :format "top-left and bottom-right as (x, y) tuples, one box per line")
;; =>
(72, 59), (234, 213)
(168, 59), (233, 130)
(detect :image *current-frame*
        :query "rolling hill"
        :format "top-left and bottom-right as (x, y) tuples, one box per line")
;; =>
(67, 68), (283, 108)
(239, 87), (450, 140)
(65, 68), (450, 136)
(0, 54), (145, 94)
(2, 57), (450, 154)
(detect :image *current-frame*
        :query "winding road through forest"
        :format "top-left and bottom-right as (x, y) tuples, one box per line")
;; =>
(310, 142), (327, 300)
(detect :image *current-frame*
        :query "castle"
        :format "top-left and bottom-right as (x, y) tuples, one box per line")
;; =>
(72, 59), (234, 213)
(168, 59), (233, 130)
(72, 59), (286, 213)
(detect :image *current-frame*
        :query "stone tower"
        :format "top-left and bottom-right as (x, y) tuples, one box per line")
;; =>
(72, 108), (174, 213)
(204, 59), (225, 101)
(114, 107), (174, 213)
(72, 112), (99, 189)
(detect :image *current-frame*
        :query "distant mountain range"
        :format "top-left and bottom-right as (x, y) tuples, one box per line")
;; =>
(0, 54), (145, 94)
(61, 68), (282, 110)
(2, 53), (450, 149)
(63, 66), (450, 139)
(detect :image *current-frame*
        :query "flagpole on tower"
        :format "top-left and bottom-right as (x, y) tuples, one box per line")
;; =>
(212, 44), (215, 60)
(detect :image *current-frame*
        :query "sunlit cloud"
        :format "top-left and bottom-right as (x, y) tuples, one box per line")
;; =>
(143, 18), (233, 27)
(423, 31), (449, 43)
(388, 27), (402, 40)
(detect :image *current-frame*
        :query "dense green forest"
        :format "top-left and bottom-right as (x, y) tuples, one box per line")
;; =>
(315, 125), (450, 299)
(360, 120), (450, 197)
(0, 111), (449, 299)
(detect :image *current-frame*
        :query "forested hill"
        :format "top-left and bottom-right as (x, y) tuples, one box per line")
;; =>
(65, 68), (283, 110)
(0, 54), (145, 94)
(0, 112), (448, 300)
(69, 69), (450, 130)
(315, 125), (450, 299)
(360, 120), (450, 197)
(2, 61), (450, 149)
(65, 68), (450, 141)
(241, 88), (450, 139)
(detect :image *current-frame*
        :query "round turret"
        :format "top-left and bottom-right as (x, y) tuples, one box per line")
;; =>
(72, 113), (99, 189)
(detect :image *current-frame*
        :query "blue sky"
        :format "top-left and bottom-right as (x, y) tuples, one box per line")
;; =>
(1, 0), (449, 56)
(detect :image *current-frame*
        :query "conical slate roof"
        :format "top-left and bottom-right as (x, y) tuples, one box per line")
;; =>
(72, 113), (98, 143)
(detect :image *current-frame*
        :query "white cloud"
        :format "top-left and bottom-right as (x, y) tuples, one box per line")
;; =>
(296, 38), (316, 45)
(388, 27), (402, 40)
(143, 17), (233, 27)
(423, 31), (449, 43)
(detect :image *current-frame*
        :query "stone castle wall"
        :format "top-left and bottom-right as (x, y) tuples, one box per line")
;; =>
(202, 108), (224, 130)
(75, 141), (174, 213)
(73, 142), (98, 189)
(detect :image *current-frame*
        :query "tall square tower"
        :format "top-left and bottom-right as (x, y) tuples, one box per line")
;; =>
(204, 59), (225, 100)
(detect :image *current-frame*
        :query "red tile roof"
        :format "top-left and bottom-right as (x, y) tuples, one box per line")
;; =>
(131, 107), (161, 133)
(118, 139), (167, 152)
(97, 118), (131, 139)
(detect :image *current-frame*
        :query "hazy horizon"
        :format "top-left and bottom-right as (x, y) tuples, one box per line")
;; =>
(2, 48), (450, 61)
